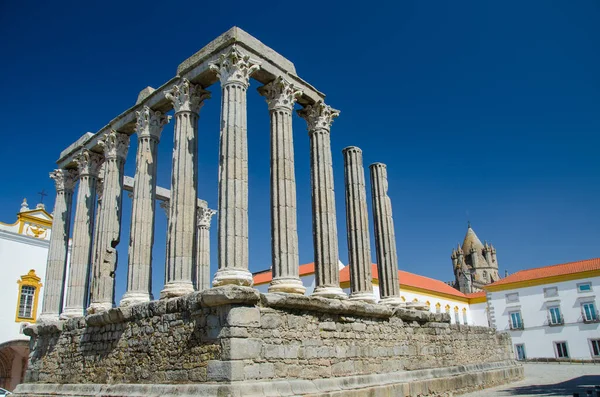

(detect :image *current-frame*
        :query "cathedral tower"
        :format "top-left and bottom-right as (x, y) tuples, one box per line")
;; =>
(451, 223), (500, 293)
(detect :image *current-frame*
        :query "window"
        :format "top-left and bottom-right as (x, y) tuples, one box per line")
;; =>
(482, 271), (488, 283)
(548, 306), (563, 326)
(509, 311), (523, 330)
(445, 304), (450, 315)
(543, 287), (558, 298)
(515, 344), (526, 360)
(506, 293), (519, 303)
(590, 339), (600, 358)
(555, 342), (569, 358)
(581, 302), (598, 323)
(462, 308), (468, 325)
(435, 303), (441, 314)
(577, 282), (592, 293)
(15, 270), (42, 322)
(454, 307), (460, 324)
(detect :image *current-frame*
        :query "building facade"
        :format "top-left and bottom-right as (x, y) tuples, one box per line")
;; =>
(486, 258), (600, 361)
(0, 199), (52, 390)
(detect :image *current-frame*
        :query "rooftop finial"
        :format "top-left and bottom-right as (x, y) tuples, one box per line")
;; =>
(20, 198), (29, 213)
(467, 220), (471, 229)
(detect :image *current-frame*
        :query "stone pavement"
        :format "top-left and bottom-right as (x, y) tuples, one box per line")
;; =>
(461, 363), (600, 396)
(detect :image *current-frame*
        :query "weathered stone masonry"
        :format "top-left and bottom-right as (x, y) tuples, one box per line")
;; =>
(21, 287), (521, 396)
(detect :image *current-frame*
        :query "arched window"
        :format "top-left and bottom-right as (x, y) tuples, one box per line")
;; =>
(454, 306), (460, 324)
(462, 307), (468, 324)
(401, 296), (406, 302)
(16, 270), (42, 322)
(445, 304), (451, 315)
(435, 302), (441, 314)
(412, 298), (419, 303)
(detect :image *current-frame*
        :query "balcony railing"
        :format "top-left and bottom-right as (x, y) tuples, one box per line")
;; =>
(547, 314), (564, 326)
(509, 319), (524, 330)
(581, 310), (600, 324)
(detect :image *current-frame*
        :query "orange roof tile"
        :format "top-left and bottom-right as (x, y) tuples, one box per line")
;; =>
(487, 257), (600, 287)
(253, 263), (315, 285)
(466, 291), (486, 299)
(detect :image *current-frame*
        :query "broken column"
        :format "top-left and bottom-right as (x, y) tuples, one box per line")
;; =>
(196, 206), (216, 291)
(211, 47), (259, 287)
(88, 131), (129, 313)
(369, 162), (403, 305)
(161, 79), (210, 298)
(121, 107), (169, 306)
(39, 169), (77, 321)
(298, 101), (346, 299)
(61, 150), (103, 318)
(342, 146), (375, 303)
(258, 76), (305, 294)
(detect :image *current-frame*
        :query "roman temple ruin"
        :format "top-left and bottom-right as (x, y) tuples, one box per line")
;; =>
(16, 27), (523, 396)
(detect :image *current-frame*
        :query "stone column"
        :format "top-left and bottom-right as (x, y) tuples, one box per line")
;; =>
(39, 169), (77, 321)
(342, 147), (375, 303)
(89, 163), (105, 302)
(258, 76), (305, 294)
(61, 150), (103, 318)
(298, 101), (346, 299)
(161, 79), (210, 299)
(121, 107), (169, 306)
(196, 206), (216, 292)
(88, 131), (129, 313)
(210, 46), (260, 287)
(369, 163), (403, 305)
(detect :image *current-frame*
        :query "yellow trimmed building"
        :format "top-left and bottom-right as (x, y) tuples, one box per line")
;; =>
(0, 199), (53, 390)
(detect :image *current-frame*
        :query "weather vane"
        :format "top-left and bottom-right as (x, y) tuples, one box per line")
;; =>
(38, 189), (48, 203)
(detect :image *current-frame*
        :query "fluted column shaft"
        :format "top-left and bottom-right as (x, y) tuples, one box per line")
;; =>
(258, 77), (305, 294)
(121, 107), (169, 306)
(369, 163), (403, 305)
(39, 169), (77, 321)
(61, 150), (103, 318)
(88, 131), (129, 313)
(196, 206), (216, 291)
(298, 101), (346, 299)
(343, 147), (375, 303)
(161, 79), (210, 298)
(211, 47), (260, 287)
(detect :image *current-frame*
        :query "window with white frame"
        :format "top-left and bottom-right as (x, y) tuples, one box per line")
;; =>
(554, 341), (569, 358)
(509, 311), (523, 329)
(577, 282), (592, 293)
(462, 309), (468, 325)
(18, 285), (36, 319)
(454, 310), (460, 324)
(506, 293), (519, 303)
(548, 306), (563, 325)
(543, 287), (558, 298)
(590, 339), (600, 358)
(581, 301), (598, 322)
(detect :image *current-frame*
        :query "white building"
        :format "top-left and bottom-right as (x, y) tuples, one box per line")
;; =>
(0, 199), (52, 391)
(486, 258), (600, 361)
(253, 263), (488, 326)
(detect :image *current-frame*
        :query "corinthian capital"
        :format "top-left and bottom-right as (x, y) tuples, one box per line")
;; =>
(164, 78), (211, 114)
(297, 101), (340, 132)
(198, 207), (217, 228)
(100, 130), (130, 161)
(74, 150), (103, 178)
(50, 169), (78, 192)
(135, 106), (170, 141)
(209, 46), (260, 88)
(257, 76), (303, 112)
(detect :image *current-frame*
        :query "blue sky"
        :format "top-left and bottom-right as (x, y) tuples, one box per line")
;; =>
(1, 1), (598, 299)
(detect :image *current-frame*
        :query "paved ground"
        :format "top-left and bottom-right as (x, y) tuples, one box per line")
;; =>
(461, 363), (600, 396)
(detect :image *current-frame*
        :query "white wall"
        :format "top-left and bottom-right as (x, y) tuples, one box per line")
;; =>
(488, 275), (600, 360)
(0, 231), (49, 344)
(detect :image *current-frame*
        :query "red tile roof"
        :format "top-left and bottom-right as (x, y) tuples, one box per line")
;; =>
(255, 263), (469, 299)
(487, 258), (600, 287)
(466, 291), (486, 299)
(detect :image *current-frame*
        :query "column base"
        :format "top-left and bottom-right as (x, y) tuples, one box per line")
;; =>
(311, 286), (347, 299)
(120, 291), (153, 307)
(160, 281), (194, 299)
(59, 307), (84, 320)
(379, 296), (406, 306)
(38, 312), (60, 322)
(268, 277), (306, 294)
(212, 268), (253, 287)
(349, 291), (376, 303)
(86, 302), (113, 315)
